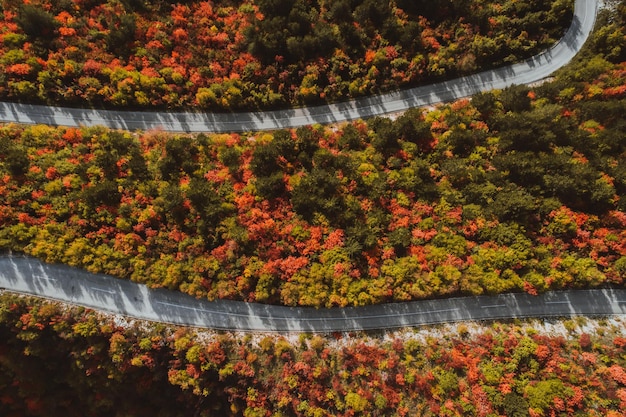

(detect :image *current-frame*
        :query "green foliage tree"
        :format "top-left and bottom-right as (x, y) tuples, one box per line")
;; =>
(82, 179), (121, 208)
(106, 14), (137, 58)
(0, 140), (29, 177)
(291, 167), (343, 222)
(501, 393), (530, 417)
(159, 136), (199, 181)
(15, 5), (57, 40)
(499, 84), (532, 113)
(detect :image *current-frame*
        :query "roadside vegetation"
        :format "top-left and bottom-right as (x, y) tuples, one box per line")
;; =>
(1, 293), (626, 417)
(2, 0), (626, 306)
(0, 8), (624, 305)
(0, 0), (572, 110)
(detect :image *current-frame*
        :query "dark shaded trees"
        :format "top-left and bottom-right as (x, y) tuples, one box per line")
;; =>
(15, 5), (57, 40)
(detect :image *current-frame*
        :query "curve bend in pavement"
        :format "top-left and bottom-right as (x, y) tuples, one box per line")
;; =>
(0, 0), (598, 133)
(1, 255), (625, 333)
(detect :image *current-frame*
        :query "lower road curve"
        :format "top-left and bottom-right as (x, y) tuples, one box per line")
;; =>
(1, 255), (625, 333)
(0, 0), (598, 133)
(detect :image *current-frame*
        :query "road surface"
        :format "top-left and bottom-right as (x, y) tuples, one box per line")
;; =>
(1, 255), (624, 333)
(0, 0), (598, 133)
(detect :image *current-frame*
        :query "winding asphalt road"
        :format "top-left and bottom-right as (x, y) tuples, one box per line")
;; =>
(1, 255), (625, 332)
(0, 0), (598, 133)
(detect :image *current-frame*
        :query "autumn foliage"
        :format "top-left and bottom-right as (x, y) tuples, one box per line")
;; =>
(2, 294), (626, 417)
(1, 2), (626, 308)
(1, 78), (626, 307)
(0, 0), (572, 109)
(2, 3), (626, 414)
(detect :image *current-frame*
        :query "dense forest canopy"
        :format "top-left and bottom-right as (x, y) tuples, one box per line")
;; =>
(0, 0), (625, 307)
(1, 294), (626, 417)
(0, 0), (572, 109)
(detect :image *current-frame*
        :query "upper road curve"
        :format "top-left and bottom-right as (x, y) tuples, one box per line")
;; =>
(0, 0), (598, 133)
(1, 255), (625, 333)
